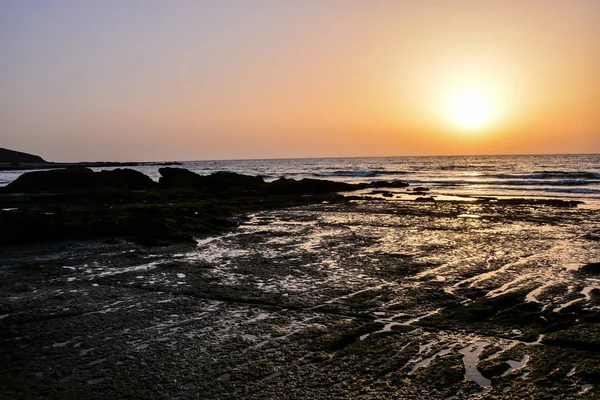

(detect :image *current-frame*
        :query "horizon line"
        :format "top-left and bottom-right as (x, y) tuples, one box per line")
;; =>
(68, 152), (600, 164)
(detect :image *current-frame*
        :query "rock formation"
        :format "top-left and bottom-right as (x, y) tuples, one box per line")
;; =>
(0, 148), (46, 164)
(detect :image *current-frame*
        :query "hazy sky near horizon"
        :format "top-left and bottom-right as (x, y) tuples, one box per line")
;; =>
(1, 1), (599, 162)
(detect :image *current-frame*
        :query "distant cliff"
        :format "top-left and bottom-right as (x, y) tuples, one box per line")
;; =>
(0, 148), (47, 164)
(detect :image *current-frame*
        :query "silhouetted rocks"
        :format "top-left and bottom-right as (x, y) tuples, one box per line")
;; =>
(580, 262), (600, 275)
(0, 148), (147, 171)
(541, 324), (600, 352)
(158, 168), (365, 195)
(0, 147), (46, 164)
(404, 187), (431, 196)
(266, 177), (356, 195)
(159, 168), (266, 193)
(415, 196), (436, 202)
(0, 167), (412, 246)
(370, 190), (394, 197)
(369, 180), (409, 188)
(3, 167), (156, 193)
(158, 167), (203, 188)
(98, 168), (157, 190)
(494, 198), (583, 207)
(199, 171), (266, 193)
(0, 167), (360, 246)
(4, 166), (411, 196)
(154, 161), (183, 166)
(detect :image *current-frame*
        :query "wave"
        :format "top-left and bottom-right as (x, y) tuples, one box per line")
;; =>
(404, 179), (600, 187)
(498, 179), (599, 186)
(484, 186), (600, 195)
(485, 171), (600, 180)
(439, 164), (500, 171)
(313, 170), (410, 178)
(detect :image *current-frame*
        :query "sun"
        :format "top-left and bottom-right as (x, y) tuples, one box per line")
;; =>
(447, 88), (496, 131)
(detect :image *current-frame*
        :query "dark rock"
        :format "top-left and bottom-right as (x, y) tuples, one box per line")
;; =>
(591, 288), (600, 303)
(415, 197), (436, 202)
(265, 177), (355, 195)
(472, 197), (497, 203)
(321, 322), (385, 351)
(0, 147), (46, 164)
(2, 167), (156, 193)
(412, 187), (430, 192)
(159, 168), (265, 193)
(3, 167), (93, 192)
(141, 168), (404, 196)
(420, 292), (534, 328)
(580, 262), (600, 275)
(478, 359), (511, 380)
(496, 198), (582, 207)
(368, 180), (409, 189)
(155, 161), (183, 166)
(98, 169), (156, 190)
(584, 230), (600, 241)
(541, 323), (600, 351)
(370, 190), (394, 197)
(199, 171), (266, 193)
(158, 167), (203, 188)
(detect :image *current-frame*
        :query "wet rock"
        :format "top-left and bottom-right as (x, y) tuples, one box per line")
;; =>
(0, 195), (599, 399)
(478, 359), (511, 380)
(591, 289), (600, 304)
(411, 353), (468, 397)
(370, 190), (394, 197)
(583, 230), (600, 241)
(217, 372), (231, 381)
(580, 262), (600, 275)
(368, 180), (409, 188)
(154, 161), (182, 166)
(496, 198), (583, 207)
(320, 321), (385, 351)
(541, 323), (600, 352)
(473, 197), (497, 203)
(420, 292), (545, 335)
(181, 380), (197, 389)
(308, 352), (333, 363)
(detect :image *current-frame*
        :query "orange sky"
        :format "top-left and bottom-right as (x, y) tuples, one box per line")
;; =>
(1, 1), (599, 161)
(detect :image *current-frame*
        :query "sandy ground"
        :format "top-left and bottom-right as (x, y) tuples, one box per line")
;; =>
(1, 199), (600, 399)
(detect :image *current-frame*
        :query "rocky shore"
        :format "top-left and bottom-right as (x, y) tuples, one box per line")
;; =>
(0, 167), (410, 246)
(1, 167), (599, 399)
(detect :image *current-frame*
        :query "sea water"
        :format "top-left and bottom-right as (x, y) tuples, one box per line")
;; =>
(1, 154), (599, 205)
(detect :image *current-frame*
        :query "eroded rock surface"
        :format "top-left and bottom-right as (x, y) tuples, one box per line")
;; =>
(1, 199), (599, 398)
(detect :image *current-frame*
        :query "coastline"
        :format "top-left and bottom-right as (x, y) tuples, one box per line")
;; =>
(1, 166), (599, 398)
(0, 161), (181, 171)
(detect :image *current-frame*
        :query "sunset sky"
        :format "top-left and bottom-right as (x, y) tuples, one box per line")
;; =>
(1, 1), (599, 162)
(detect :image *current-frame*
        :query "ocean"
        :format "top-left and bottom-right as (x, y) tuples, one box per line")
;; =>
(2, 154), (599, 206)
